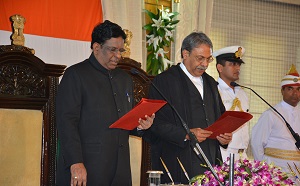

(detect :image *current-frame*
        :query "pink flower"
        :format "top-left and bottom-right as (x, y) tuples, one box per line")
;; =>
(190, 158), (294, 186)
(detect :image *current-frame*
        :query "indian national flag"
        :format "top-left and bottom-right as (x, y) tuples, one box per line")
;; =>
(0, 0), (103, 67)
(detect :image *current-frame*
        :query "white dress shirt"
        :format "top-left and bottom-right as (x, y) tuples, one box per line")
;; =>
(218, 78), (250, 161)
(180, 63), (203, 98)
(251, 101), (300, 174)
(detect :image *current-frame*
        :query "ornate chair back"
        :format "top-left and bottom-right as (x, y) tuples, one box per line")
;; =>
(0, 44), (66, 185)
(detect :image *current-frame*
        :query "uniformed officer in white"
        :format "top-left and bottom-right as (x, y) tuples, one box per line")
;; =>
(213, 46), (250, 161)
(251, 64), (300, 176)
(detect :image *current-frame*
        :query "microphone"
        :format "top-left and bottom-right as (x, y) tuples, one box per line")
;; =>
(230, 82), (300, 150)
(131, 68), (224, 186)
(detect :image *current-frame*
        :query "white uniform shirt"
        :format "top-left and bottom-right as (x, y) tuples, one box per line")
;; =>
(251, 101), (300, 173)
(217, 78), (250, 161)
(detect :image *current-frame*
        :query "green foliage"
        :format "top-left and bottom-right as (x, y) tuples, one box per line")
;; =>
(143, 7), (179, 75)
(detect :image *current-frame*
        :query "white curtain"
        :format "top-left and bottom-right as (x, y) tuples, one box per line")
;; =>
(172, 0), (214, 64)
(102, 0), (144, 66)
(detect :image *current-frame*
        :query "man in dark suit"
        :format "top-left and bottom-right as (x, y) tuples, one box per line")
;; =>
(56, 20), (155, 186)
(145, 32), (232, 184)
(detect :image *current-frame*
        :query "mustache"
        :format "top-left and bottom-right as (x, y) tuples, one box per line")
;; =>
(196, 66), (208, 70)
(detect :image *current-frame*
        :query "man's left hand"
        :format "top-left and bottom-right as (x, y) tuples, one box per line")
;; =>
(216, 132), (232, 145)
(137, 113), (155, 130)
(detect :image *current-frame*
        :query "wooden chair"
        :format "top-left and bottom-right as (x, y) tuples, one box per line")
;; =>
(0, 44), (66, 185)
(118, 57), (153, 186)
(0, 47), (151, 185)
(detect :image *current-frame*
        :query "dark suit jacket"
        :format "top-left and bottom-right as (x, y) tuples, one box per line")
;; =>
(144, 63), (226, 184)
(56, 53), (137, 186)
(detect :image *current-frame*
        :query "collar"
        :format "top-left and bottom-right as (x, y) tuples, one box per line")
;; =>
(281, 100), (300, 112)
(88, 52), (111, 75)
(217, 77), (240, 91)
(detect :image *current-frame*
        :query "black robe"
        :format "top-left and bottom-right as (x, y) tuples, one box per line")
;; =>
(56, 53), (138, 186)
(144, 63), (226, 184)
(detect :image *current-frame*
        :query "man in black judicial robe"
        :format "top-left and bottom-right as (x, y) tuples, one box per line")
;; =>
(144, 32), (232, 184)
(56, 20), (154, 186)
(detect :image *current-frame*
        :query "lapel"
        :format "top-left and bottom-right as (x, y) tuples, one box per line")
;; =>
(186, 76), (203, 97)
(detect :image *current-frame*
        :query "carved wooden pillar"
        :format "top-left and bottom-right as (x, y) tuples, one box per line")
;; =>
(118, 57), (154, 186)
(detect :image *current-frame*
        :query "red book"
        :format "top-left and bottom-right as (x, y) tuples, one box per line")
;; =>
(205, 111), (253, 139)
(109, 98), (167, 130)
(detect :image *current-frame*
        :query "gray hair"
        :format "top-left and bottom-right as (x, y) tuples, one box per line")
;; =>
(180, 32), (213, 58)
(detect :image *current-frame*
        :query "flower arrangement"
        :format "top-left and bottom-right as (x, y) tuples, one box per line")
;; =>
(143, 6), (179, 75)
(190, 158), (294, 186)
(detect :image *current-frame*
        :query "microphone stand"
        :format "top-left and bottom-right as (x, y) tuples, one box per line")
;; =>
(229, 153), (234, 186)
(231, 82), (300, 150)
(131, 68), (224, 186)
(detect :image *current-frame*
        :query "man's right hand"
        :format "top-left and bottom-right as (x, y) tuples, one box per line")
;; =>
(70, 163), (87, 186)
(186, 128), (212, 142)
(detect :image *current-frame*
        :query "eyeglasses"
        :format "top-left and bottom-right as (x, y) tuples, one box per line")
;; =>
(102, 44), (126, 55)
(195, 55), (214, 63)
